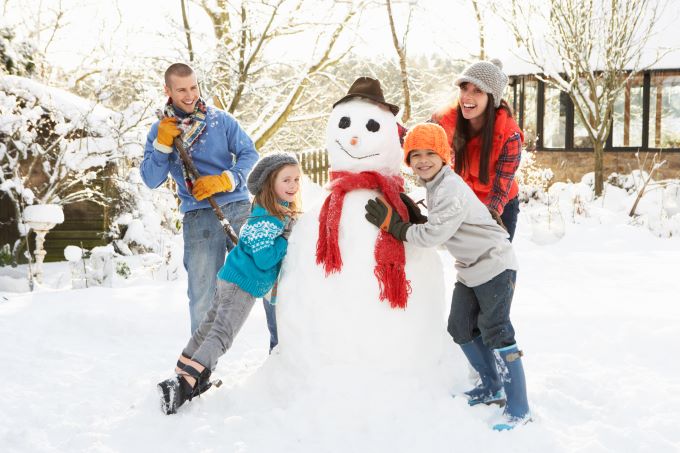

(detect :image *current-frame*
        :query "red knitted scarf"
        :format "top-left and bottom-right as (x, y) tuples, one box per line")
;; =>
(316, 171), (412, 309)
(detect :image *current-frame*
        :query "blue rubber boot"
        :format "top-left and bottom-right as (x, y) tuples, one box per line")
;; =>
(459, 336), (505, 407)
(492, 344), (531, 431)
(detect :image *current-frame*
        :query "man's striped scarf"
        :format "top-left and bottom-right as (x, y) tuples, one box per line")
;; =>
(162, 97), (208, 151)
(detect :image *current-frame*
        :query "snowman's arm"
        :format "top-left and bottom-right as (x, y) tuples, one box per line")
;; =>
(406, 190), (468, 248)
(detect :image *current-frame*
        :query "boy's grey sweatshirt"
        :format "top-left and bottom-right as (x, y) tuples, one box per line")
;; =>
(406, 165), (518, 287)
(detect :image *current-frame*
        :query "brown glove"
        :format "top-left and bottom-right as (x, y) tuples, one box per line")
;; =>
(192, 171), (235, 201)
(489, 207), (507, 232)
(157, 117), (181, 148)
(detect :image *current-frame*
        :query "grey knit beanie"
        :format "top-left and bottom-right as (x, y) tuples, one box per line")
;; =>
(247, 152), (299, 196)
(454, 59), (508, 108)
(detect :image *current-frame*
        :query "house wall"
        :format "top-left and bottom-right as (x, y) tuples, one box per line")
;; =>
(533, 150), (680, 183)
(0, 196), (109, 264)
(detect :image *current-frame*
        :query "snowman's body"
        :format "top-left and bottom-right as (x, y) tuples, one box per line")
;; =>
(275, 99), (447, 375)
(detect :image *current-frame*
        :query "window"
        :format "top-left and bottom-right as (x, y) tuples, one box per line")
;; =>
(543, 85), (567, 148)
(650, 72), (680, 148)
(611, 75), (644, 147)
(504, 81), (517, 116)
(523, 79), (538, 151)
(573, 112), (591, 148)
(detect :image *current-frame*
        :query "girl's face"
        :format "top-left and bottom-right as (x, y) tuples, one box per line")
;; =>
(273, 164), (301, 203)
(458, 82), (489, 127)
(408, 149), (445, 182)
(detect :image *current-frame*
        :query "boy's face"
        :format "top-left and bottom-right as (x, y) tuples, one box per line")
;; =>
(409, 149), (445, 182)
(164, 73), (200, 114)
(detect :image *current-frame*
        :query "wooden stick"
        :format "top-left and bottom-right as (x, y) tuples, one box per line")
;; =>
(172, 137), (239, 245)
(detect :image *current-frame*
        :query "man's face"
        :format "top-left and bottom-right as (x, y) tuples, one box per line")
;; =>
(164, 73), (200, 114)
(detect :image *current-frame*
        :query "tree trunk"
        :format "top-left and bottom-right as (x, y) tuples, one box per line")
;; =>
(181, 0), (194, 62)
(471, 0), (485, 60)
(593, 140), (604, 196)
(386, 0), (411, 123)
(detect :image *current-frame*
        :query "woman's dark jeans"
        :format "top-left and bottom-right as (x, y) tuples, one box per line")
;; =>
(501, 196), (520, 242)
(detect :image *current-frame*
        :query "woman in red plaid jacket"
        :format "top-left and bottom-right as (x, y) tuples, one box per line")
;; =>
(432, 59), (523, 241)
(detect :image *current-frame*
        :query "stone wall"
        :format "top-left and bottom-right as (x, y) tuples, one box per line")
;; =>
(533, 150), (680, 183)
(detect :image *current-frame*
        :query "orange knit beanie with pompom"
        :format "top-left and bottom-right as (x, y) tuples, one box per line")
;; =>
(403, 123), (451, 166)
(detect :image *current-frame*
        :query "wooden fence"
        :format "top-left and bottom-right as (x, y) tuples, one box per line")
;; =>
(296, 149), (330, 186)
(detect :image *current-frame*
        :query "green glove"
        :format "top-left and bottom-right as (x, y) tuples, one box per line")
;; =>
(364, 197), (411, 241)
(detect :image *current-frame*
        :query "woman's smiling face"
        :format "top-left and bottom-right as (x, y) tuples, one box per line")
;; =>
(458, 82), (489, 128)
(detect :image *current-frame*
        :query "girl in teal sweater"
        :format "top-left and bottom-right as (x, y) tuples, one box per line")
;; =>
(158, 153), (301, 415)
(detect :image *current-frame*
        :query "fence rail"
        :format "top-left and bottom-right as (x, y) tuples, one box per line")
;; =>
(295, 149), (330, 186)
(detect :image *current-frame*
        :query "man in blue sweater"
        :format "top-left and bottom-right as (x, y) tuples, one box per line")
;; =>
(141, 63), (258, 333)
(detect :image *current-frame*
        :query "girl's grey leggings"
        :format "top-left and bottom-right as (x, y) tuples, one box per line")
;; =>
(183, 279), (256, 370)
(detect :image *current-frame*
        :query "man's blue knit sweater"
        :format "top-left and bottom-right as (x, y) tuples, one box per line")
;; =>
(140, 105), (258, 213)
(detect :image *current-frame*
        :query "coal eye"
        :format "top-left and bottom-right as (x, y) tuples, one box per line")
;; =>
(339, 117), (351, 129)
(366, 119), (380, 132)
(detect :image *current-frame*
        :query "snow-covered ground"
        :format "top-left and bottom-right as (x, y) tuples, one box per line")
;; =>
(1, 179), (680, 453)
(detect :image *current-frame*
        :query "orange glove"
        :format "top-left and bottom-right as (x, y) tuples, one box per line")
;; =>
(192, 171), (236, 200)
(156, 117), (181, 149)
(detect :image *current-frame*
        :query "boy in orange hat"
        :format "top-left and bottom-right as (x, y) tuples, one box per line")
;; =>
(364, 123), (531, 431)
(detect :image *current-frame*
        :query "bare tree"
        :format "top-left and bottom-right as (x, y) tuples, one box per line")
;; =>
(471, 0), (486, 60)
(385, 0), (414, 123)
(192, 0), (366, 150)
(503, 0), (667, 196)
(181, 0), (195, 63)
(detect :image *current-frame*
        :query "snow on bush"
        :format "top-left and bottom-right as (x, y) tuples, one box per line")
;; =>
(0, 75), (142, 238)
(112, 168), (180, 256)
(0, 23), (39, 76)
(523, 168), (680, 240)
(516, 149), (554, 203)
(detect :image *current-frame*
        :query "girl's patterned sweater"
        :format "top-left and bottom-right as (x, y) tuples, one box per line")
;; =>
(218, 204), (288, 297)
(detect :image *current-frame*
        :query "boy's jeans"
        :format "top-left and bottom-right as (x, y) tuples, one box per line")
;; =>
(182, 200), (250, 334)
(447, 269), (517, 350)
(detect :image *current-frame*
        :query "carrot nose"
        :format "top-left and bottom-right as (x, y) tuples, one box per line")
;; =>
(350, 136), (358, 146)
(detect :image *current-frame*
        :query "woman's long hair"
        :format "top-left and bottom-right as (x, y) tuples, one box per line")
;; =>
(453, 92), (512, 184)
(253, 164), (302, 220)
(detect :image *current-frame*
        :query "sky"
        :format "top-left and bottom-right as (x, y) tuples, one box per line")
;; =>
(4, 0), (679, 78)
(5, 0), (513, 71)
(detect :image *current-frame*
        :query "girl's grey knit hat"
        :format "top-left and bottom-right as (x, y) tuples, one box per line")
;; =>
(454, 58), (508, 108)
(247, 152), (299, 196)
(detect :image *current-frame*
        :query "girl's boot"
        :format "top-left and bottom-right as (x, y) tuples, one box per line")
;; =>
(158, 361), (210, 415)
(459, 336), (505, 406)
(492, 344), (532, 431)
(177, 353), (213, 395)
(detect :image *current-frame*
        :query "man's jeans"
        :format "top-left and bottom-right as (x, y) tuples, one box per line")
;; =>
(447, 269), (517, 350)
(183, 199), (250, 334)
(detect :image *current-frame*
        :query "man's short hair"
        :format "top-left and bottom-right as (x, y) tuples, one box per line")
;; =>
(164, 63), (195, 87)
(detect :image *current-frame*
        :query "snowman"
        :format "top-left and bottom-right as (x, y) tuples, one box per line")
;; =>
(274, 77), (447, 376)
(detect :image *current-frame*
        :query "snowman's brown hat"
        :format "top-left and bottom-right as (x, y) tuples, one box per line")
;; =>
(333, 77), (400, 116)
